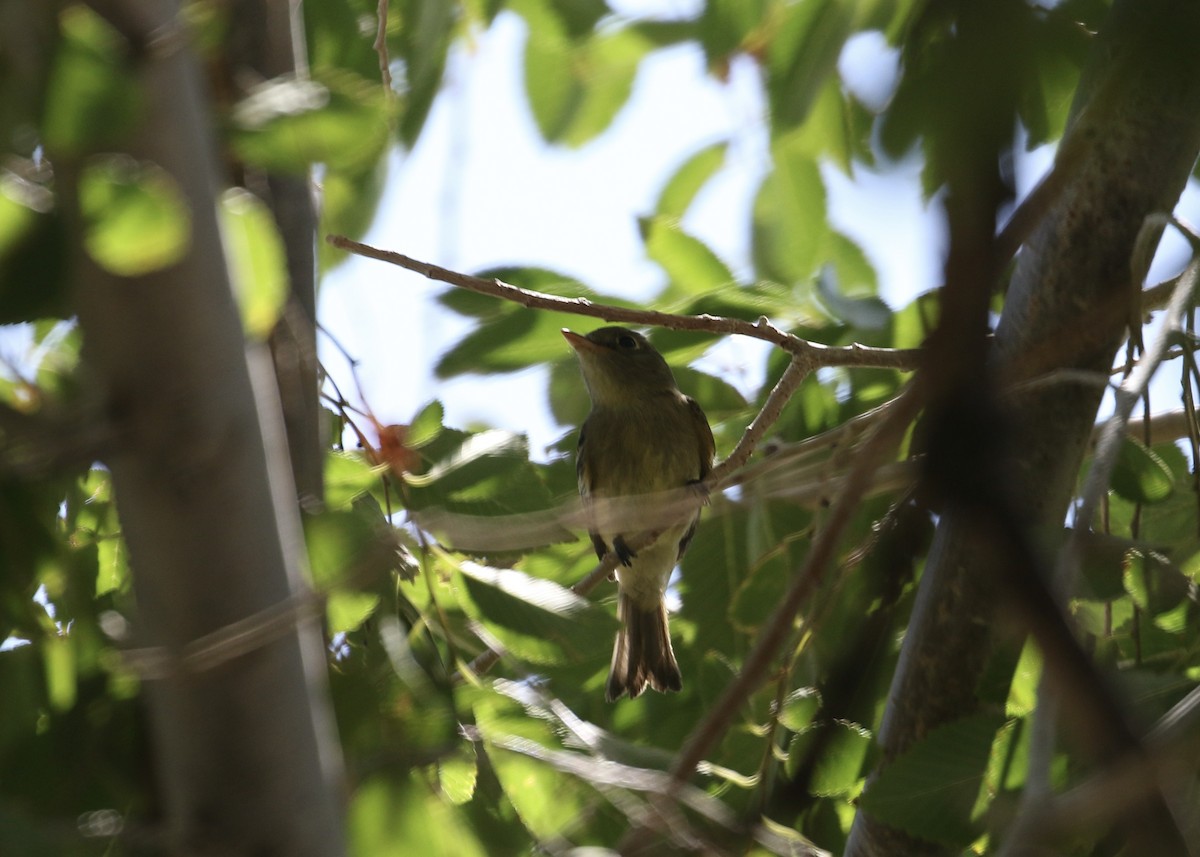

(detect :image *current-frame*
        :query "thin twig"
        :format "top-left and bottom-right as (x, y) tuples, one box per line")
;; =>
(325, 235), (921, 371)
(373, 0), (392, 93)
(663, 383), (921, 791)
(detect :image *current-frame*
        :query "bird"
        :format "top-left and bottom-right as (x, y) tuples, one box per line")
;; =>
(562, 326), (715, 701)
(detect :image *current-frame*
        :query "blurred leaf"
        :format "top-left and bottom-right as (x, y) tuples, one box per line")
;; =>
(548, 359), (591, 428)
(435, 308), (571, 378)
(78, 156), (191, 277)
(219, 189), (288, 339)
(732, 550), (790, 631)
(642, 215), (738, 296)
(42, 634), (76, 712)
(766, 0), (858, 134)
(808, 719), (872, 796)
(230, 74), (388, 173)
(673, 366), (748, 416)
(698, 0), (767, 66)
(41, 6), (139, 153)
(439, 749), (479, 805)
(1110, 437), (1173, 504)
(349, 775), (487, 857)
(859, 712), (1006, 848)
(815, 264), (889, 330)
(408, 399), (446, 449)
(327, 590), (381, 634)
(516, 0), (651, 146)
(655, 141), (729, 219)
(1122, 549), (1190, 616)
(325, 452), (385, 510)
(752, 133), (828, 287)
(455, 562), (616, 665)
(395, 0), (457, 145)
(778, 686), (822, 732)
(318, 159), (388, 272)
(304, 507), (396, 592)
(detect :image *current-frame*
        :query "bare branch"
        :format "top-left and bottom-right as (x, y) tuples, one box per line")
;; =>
(325, 235), (921, 372)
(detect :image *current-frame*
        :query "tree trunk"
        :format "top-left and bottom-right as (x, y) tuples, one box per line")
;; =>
(65, 1), (345, 853)
(847, 1), (1200, 854)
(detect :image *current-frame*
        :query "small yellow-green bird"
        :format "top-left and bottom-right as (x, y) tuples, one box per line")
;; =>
(562, 326), (715, 701)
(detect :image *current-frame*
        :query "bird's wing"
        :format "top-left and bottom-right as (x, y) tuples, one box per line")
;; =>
(686, 395), (716, 480)
(577, 419), (608, 560)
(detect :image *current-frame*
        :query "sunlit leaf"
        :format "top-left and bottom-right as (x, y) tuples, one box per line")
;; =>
(455, 562), (616, 665)
(230, 74), (389, 173)
(78, 156), (191, 276)
(642, 216), (738, 296)
(655, 141), (729, 218)
(752, 133), (828, 287)
(778, 686), (821, 732)
(349, 775), (487, 857)
(327, 590), (381, 634)
(304, 508), (396, 591)
(1110, 437), (1173, 504)
(859, 712), (1006, 847)
(219, 189), (288, 339)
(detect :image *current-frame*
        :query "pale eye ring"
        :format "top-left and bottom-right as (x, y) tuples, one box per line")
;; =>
(617, 334), (638, 350)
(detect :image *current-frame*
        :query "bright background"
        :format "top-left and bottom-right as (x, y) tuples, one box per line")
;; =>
(316, 10), (950, 458)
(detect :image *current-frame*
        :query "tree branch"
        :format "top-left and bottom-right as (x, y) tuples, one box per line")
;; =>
(325, 235), (921, 372)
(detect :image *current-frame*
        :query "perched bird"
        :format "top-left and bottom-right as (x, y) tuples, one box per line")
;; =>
(562, 326), (715, 701)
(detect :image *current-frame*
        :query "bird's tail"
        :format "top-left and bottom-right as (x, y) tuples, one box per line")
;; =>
(606, 593), (682, 702)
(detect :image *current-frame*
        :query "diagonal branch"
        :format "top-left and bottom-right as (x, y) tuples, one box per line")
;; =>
(325, 235), (921, 372)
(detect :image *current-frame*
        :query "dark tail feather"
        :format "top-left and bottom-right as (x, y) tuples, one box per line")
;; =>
(606, 593), (681, 702)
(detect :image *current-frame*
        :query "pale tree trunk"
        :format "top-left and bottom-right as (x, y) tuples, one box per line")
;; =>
(64, 0), (344, 853)
(847, 0), (1200, 854)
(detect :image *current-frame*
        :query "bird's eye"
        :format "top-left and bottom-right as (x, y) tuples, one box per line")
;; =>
(617, 334), (638, 350)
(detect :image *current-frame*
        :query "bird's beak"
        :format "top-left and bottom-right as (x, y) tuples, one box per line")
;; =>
(562, 329), (601, 353)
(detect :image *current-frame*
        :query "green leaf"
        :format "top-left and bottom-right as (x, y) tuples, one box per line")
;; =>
(859, 712), (1007, 847)
(230, 74), (388, 173)
(439, 749), (479, 805)
(327, 590), (381, 634)
(395, 0), (457, 145)
(752, 134), (828, 287)
(304, 508), (396, 591)
(517, 0), (577, 142)
(408, 399), (446, 448)
(41, 5), (140, 153)
(42, 634), (76, 712)
(765, 0), (856, 133)
(808, 719), (872, 796)
(1110, 437), (1173, 504)
(454, 562), (616, 665)
(219, 189), (288, 339)
(560, 27), (651, 148)
(317, 159), (388, 272)
(673, 366), (748, 416)
(698, 0), (767, 65)
(325, 452), (384, 510)
(349, 775), (487, 857)
(96, 537), (128, 597)
(778, 686), (822, 732)
(434, 309), (572, 378)
(516, 0), (650, 146)
(814, 264), (889, 330)
(655, 142), (729, 219)
(78, 156), (191, 276)
(642, 216), (738, 296)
